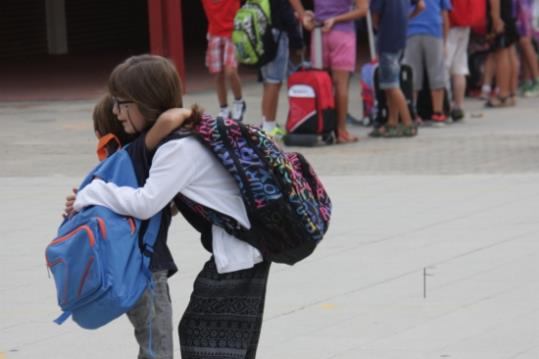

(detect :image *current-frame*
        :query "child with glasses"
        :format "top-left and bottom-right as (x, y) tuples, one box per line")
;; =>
(67, 54), (271, 359)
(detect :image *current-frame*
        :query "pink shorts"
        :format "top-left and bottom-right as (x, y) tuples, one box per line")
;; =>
(311, 30), (356, 72)
(205, 35), (238, 74)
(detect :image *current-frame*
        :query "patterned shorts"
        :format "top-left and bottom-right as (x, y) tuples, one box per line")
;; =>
(205, 35), (238, 74)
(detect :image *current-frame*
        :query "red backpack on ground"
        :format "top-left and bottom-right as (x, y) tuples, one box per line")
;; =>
(449, 0), (487, 31)
(286, 69), (335, 135)
(284, 27), (336, 146)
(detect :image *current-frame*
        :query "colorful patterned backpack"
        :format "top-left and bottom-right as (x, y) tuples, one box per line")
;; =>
(173, 115), (332, 265)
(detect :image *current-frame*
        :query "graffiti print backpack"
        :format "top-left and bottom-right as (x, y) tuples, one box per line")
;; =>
(232, 0), (279, 66)
(172, 114), (332, 265)
(45, 147), (161, 329)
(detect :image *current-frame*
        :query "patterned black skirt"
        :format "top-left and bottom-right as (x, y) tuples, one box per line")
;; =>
(178, 257), (271, 359)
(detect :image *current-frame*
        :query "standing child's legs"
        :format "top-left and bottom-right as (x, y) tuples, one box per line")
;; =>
(486, 15), (519, 107)
(226, 65), (247, 121)
(481, 52), (496, 99)
(516, 0), (539, 96)
(424, 36), (448, 122)
(376, 51), (415, 137)
(226, 66), (243, 100)
(215, 71), (228, 108)
(260, 30), (289, 135)
(519, 36), (539, 88)
(488, 47), (514, 105)
(322, 30), (358, 143)
(223, 40), (247, 121)
(262, 82), (282, 125)
(206, 36), (230, 119)
(496, 47), (511, 97)
(333, 69), (353, 139)
(510, 44), (520, 102)
(127, 270), (173, 359)
(446, 27), (471, 120)
(206, 35), (246, 120)
(178, 257), (271, 359)
(403, 35), (425, 121)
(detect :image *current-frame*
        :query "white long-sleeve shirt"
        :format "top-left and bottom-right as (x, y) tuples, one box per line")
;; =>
(74, 136), (263, 273)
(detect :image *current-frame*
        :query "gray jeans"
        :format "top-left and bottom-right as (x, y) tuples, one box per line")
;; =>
(127, 270), (173, 359)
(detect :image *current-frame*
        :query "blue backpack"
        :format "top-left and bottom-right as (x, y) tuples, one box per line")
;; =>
(45, 147), (161, 329)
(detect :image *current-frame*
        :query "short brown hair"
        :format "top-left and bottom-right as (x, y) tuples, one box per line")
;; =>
(93, 94), (134, 145)
(108, 54), (183, 129)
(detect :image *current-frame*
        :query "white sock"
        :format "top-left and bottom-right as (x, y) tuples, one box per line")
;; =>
(262, 118), (276, 131)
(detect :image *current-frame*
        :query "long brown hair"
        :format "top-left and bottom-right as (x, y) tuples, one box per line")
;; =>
(108, 54), (202, 131)
(108, 54), (181, 127)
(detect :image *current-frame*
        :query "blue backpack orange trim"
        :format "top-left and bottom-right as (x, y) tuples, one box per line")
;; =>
(45, 146), (162, 329)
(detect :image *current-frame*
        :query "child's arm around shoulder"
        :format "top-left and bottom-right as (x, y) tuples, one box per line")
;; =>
(145, 107), (193, 150)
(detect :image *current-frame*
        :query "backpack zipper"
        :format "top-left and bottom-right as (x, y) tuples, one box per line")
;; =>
(50, 225), (96, 248)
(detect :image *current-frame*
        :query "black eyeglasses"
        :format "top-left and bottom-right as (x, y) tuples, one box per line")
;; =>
(112, 97), (134, 109)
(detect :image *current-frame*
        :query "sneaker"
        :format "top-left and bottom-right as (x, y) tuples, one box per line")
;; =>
(450, 108), (465, 122)
(523, 82), (539, 98)
(480, 85), (491, 100)
(431, 112), (448, 126)
(216, 106), (230, 120)
(346, 113), (364, 126)
(519, 82), (533, 96)
(267, 125), (286, 139)
(231, 100), (246, 121)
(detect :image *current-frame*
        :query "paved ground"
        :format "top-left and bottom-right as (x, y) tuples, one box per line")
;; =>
(1, 83), (539, 359)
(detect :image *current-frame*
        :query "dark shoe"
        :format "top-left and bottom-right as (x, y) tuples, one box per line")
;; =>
(450, 108), (465, 122)
(400, 124), (418, 137)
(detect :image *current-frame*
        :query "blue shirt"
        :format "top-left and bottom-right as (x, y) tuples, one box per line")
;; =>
(370, 0), (413, 53)
(407, 0), (452, 38)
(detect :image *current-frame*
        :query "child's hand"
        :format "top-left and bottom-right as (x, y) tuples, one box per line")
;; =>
(492, 17), (505, 34)
(302, 10), (315, 31)
(158, 107), (193, 124)
(63, 187), (78, 218)
(322, 17), (335, 32)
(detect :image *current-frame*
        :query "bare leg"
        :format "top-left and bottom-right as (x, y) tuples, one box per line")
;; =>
(481, 53), (496, 98)
(509, 45), (519, 97)
(494, 47), (511, 98)
(431, 88), (445, 114)
(386, 88), (412, 126)
(262, 82), (281, 123)
(332, 69), (357, 142)
(215, 71), (227, 107)
(452, 74), (466, 109)
(519, 36), (539, 81)
(225, 66), (243, 100)
(486, 47), (515, 107)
